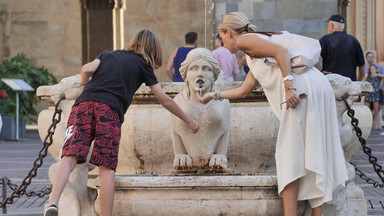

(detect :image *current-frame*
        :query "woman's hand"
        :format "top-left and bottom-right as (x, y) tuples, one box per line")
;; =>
(196, 92), (214, 104)
(285, 88), (302, 109)
(187, 119), (199, 134)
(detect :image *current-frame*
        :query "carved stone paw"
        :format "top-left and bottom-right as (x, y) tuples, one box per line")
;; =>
(209, 154), (228, 169)
(173, 154), (192, 169)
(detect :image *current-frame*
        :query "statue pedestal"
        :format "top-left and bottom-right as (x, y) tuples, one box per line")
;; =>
(89, 175), (305, 216)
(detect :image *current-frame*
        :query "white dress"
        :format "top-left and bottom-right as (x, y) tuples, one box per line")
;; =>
(246, 34), (348, 208)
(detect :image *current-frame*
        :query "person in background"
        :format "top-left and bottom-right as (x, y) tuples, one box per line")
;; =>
(212, 34), (239, 82)
(319, 14), (365, 81)
(166, 32), (198, 82)
(44, 29), (199, 216)
(197, 12), (348, 216)
(365, 52), (384, 130)
(236, 50), (249, 81)
(364, 64), (384, 131)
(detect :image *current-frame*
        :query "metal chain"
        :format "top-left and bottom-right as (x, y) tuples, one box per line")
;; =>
(25, 187), (52, 198)
(1, 94), (64, 209)
(342, 93), (384, 188)
(0, 178), (17, 192)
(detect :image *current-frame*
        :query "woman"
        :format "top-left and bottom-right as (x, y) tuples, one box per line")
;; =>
(365, 64), (384, 131)
(197, 12), (348, 216)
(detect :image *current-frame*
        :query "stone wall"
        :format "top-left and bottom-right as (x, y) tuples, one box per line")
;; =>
(0, 0), (215, 82)
(5, 0), (383, 83)
(214, 0), (338, 39)
(123, 0), (215, 81)
(0, 0), (82, 80)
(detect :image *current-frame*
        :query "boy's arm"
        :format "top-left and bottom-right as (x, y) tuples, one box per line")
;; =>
(149, 84), (199, 133)
(79, 59), (100, 85)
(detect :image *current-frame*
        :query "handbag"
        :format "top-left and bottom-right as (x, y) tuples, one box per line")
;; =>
(250, 31), (321, 74)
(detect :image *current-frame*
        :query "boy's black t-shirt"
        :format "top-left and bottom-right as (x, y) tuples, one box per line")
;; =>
(74, 50), (158, 123)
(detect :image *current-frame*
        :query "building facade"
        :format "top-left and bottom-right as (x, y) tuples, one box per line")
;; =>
(0, 0), (382, 82)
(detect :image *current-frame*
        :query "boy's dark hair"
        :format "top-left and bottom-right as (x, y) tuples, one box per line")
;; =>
(185, 32), (198, 44)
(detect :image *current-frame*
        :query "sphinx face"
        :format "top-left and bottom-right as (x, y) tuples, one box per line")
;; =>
(328, 74), (361, 102)
(186, 58), (214, 93)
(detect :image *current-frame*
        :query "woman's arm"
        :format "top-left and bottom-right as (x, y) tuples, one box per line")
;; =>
(237, 34), (291, 81)
(149, 84), (199, 134)
(237, 34), (300, 109)
(79, 59), (100, 85)
(197, 71), (259, 104)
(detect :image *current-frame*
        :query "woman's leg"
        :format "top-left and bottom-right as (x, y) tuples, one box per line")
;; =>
(98, 166), (115, 216)
(48, 156), (78, 206)
(373, 102), (380, 130)
(281, 179), (300, 216)
(311, 204), (323, 216)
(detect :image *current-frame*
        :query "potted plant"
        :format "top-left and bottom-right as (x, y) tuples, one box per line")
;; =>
(0, 53), (57, 140)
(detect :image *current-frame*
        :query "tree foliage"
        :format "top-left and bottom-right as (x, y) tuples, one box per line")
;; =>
(0, 53), (57, 122)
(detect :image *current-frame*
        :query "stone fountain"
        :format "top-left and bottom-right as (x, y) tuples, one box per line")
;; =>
(37, 59), (372, 215)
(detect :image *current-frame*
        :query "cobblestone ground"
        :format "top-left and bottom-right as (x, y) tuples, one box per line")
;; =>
(0, 133), (55, 216)
(0, 130), (383, 215)
(350, 130), (384, 216)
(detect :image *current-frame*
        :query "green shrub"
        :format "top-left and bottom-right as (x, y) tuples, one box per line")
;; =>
(0, 53), (57, 123)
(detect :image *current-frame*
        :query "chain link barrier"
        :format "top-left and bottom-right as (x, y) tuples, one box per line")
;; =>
(341, 93), (384, 186)
(1, 94), (64, 213)
(341, 93), (384, 210)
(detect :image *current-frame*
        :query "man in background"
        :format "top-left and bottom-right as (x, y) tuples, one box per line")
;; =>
(319, 14), (365, 81)
(166, 32), (197, 82)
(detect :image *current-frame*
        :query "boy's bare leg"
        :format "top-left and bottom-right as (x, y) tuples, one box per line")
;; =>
(99, 166), (115, 216)
(48, 156), (78, 206)
(281, 179), (300, 216)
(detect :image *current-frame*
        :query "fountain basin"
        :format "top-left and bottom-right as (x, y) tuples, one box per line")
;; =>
(89, 174), (305, 216)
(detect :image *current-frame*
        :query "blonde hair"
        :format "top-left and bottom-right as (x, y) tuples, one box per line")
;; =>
(218, 12), (256, 34)
(125, 29), (163, 69)
(179, 48), (221, 81)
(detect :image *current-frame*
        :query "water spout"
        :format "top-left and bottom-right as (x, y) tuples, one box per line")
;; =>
(198, 80), (203, 96)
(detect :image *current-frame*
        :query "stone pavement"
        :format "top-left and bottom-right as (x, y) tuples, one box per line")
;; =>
(0, 131), (55, 216)
(0, 130), (383, 216)
(350, 129), (384, 215)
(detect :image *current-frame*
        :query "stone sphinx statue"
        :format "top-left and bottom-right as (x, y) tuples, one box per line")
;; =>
(170, 48), (231, 173)
(326, 74), (372, 161)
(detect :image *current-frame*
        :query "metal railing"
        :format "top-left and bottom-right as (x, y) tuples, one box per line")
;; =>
(1, 94), (64, 214)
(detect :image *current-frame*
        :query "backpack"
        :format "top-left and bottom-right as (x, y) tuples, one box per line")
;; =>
(250, 31), (321, 74)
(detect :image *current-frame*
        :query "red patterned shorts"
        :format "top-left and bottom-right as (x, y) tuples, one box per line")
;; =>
(62, 101), (121, 171)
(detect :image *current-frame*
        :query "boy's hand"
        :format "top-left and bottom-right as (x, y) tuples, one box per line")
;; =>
(187, 119), (199, 134)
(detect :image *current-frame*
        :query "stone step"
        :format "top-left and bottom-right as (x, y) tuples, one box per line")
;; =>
(88, 175), (301, 216)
